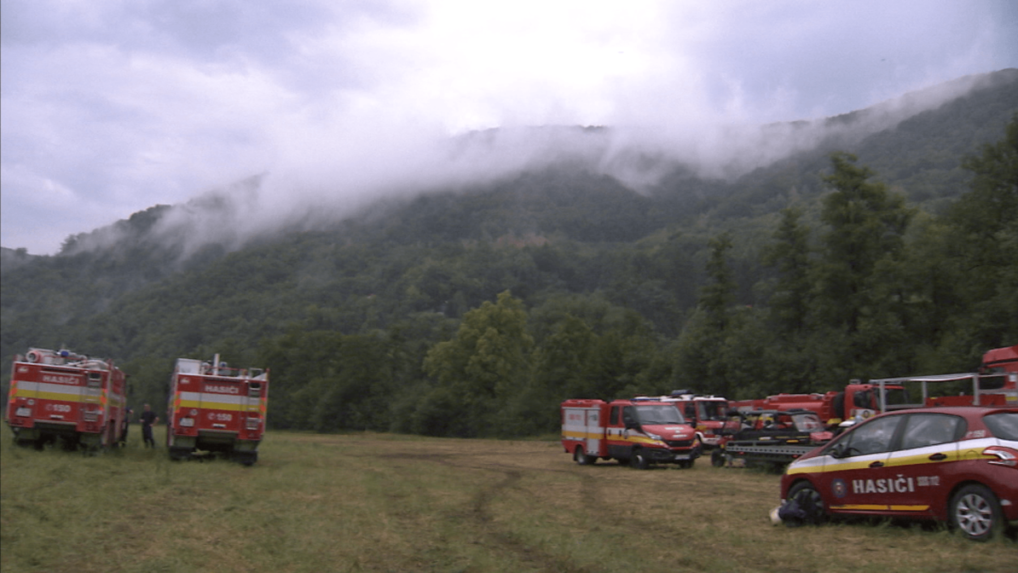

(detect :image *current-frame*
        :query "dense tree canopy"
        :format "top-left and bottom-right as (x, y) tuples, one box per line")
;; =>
(2, 85), (1017, 437)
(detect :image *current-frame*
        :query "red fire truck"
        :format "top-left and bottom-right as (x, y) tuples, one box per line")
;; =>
(561, 398), (700, 469)
(873, 345), (1018, 409)
(729, 380), (910, 428)
(633, 390), (737, 452)
(166, 354), (268, 465)
(5, 347), (127, 451)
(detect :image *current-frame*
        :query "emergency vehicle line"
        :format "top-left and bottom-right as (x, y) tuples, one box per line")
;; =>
(5, 348), (269, 465)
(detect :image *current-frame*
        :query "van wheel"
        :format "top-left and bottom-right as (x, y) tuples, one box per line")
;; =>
(630, 449), (649, 470)
(950, 484), (1003, 541)
(573, 446), (595, 465)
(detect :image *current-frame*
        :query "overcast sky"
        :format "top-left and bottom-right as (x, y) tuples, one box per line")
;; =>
(2, 0), (1017, 255)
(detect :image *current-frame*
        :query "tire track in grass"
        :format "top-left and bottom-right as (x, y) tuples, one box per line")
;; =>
(383, 450), (596, 572)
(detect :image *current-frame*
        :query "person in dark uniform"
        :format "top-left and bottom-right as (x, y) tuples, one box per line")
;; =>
(140, 403), (159, 448)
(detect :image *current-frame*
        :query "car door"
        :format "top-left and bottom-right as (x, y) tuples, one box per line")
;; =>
(883, 413), (965, 514)
(816, 414), (904, 514)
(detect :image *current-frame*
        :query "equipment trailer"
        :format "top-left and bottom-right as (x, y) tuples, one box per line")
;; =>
(714, 409), (832, 469)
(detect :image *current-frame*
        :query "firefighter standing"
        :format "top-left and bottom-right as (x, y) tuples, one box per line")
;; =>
(140, 403), (159, 448)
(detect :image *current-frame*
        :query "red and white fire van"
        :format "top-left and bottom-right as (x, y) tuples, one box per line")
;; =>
(562, 398), (700, 469)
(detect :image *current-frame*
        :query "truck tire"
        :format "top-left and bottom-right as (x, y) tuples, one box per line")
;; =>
(786, 481), (826, 525)
(573, 445), (595, 465)
(169, 447), (192, 462)
(630, 449), (649, 470)
(950, 484), (1003, 542)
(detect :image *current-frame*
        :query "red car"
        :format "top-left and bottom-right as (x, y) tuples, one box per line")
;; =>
(779, 406), (1018, 541)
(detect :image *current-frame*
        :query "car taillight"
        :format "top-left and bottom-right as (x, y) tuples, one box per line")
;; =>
(982, 446), (1018, 467)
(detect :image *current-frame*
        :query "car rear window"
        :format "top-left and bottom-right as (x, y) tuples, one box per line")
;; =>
(983, 412), (1018, 440)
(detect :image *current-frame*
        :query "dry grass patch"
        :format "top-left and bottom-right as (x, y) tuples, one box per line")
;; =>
(2, 427), (1015, 573)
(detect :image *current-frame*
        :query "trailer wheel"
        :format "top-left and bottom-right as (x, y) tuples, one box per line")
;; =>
(630, 449), (649, 470)
(711, 449), (726, 467)
(573, 445), (595, 465)
(950, 484), (1003, 542)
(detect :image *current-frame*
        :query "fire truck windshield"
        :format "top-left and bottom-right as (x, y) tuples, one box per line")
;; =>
(697, 401), (728, 421)
(634, 405), (686, 425)
(883, 387), (910, 408)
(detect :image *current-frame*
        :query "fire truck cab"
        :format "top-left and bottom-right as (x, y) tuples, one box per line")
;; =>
(166, 355), (268, 465)
(561, 398), (700, 469)
(5, 347), (127, 451)
(634, 390), (736, 450)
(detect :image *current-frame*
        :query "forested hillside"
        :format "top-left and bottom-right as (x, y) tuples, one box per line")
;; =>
(2, 70), (1016, 438)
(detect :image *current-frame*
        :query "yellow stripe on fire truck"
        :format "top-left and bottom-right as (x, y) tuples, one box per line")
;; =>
(174, 391), (263, 412)
(10, 381), (88, 402)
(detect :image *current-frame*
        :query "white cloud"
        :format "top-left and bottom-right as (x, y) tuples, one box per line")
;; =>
(2, 0), (1016, 254)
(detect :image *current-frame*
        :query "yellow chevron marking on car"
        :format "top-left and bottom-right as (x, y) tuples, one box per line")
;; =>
(785, 459), (873, 475)
(883, 451), (960, 467)
(830, 504), (929, 512)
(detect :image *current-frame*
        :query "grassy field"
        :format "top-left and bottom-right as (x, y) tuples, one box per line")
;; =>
(1, 425), (1015, 573)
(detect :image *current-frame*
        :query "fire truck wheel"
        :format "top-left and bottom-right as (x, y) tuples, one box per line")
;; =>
(630, 449), (649, 470)
(950, 484), (1004, 542)
(169, 447), (191, 462)
(100, 423), (111, 450)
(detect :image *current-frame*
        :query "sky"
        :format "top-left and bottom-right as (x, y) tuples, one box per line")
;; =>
(2, 0), (1017, 255)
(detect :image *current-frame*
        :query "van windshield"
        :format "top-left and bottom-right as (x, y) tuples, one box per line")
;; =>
(635, 405), (685, 425)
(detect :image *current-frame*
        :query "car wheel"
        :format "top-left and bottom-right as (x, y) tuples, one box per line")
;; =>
(950, 484), (1003, 542)
(630, 449), (649, 470)
(787, 481), (826, 525)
